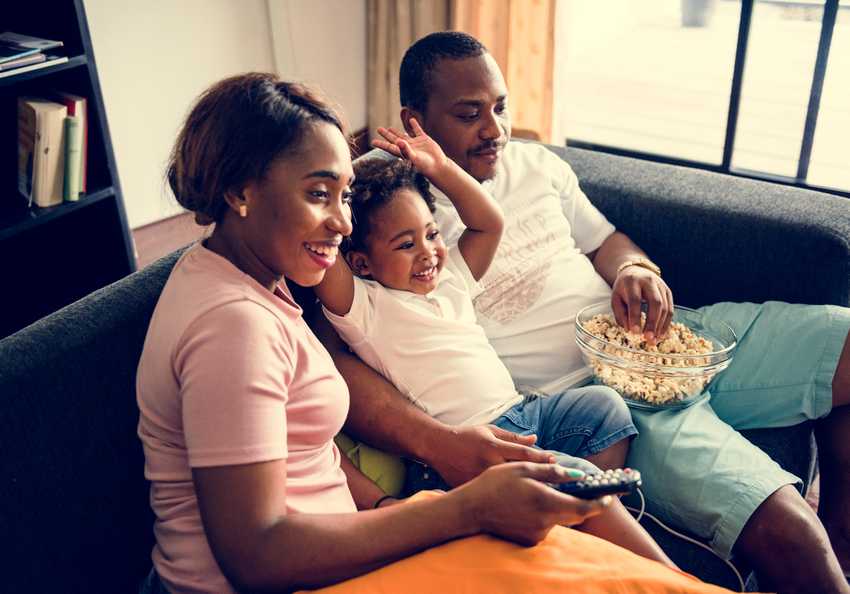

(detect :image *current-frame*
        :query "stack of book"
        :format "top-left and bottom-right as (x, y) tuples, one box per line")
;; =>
(0, 31), (68, 79)
(18, 92), (88, 208)
(5, 31), (84, 208)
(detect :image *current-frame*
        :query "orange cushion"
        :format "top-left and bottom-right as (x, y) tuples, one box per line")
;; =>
(307, 492), (743, 594)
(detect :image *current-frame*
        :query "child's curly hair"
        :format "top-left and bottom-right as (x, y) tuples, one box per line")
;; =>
(346, 158), (436, 253)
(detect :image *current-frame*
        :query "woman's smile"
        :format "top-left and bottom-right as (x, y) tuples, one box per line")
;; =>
(305, 240), (341, 269)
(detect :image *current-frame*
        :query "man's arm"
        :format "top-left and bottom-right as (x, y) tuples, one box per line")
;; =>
(310, 312), (553, 487)
(587, 230), (673, 341)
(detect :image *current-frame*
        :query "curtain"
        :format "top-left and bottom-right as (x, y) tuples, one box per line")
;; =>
(451, 0), (556, 142)
(367, 0), (450, 133)
(367, 0), (556, 142)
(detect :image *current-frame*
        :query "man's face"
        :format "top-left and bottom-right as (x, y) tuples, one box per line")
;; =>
(413, 53), (511, 182)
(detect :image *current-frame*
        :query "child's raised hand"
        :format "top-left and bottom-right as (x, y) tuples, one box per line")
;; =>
(371, 118), (449, 178)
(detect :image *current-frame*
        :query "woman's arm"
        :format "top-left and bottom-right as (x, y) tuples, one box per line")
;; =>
(193, 458), (610, 592)
(193, 459), (469, 592)
(372, 119), (504, 280)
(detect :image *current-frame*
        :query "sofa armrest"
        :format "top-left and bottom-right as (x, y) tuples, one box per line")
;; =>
(553, 146), (850, 308)
(0, 248), (185, 594)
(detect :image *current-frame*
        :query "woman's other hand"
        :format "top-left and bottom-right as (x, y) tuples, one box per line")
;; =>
(453, 462), (612, 546)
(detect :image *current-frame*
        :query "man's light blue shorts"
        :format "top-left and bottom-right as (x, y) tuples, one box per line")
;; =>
(626, 301), (850, 558)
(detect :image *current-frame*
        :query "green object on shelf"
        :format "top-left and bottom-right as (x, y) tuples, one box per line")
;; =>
(63, 115), (82, 201)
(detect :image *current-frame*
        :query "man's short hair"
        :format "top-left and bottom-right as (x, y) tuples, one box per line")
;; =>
(399, 31), (487, 113)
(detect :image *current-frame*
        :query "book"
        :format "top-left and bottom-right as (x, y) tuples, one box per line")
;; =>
(51, 91), (87, 194)
(0, 43), (40, 65)
(0, 54), (69, 80)
(0, 31), (64, 54)
(18, 97), (68, 208)
(63, 116), (82, 201)
(0, 52), (45, 71)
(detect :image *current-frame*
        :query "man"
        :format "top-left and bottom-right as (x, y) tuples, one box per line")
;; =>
(318, 31), (850, 593)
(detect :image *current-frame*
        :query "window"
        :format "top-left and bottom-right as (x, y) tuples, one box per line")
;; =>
(557, 0), (849, 196)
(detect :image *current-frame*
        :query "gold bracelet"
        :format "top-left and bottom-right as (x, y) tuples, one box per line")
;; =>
(616, 257), (661, 278)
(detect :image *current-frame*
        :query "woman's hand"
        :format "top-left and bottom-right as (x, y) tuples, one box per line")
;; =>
(453, 462), (612, 547)
(371, 118), (449, 179)
(611, 265), (674, 343)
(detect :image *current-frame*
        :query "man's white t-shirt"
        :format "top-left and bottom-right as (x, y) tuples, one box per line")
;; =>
(432, 141), (616, 394)
(323, 249), (522, 426)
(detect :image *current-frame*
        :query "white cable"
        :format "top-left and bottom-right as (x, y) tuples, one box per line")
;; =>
(633, 485), (645, 523)
(625, 488), (746, 593)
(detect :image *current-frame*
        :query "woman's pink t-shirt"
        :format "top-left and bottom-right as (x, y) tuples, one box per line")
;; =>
(137, 243), (355, 594)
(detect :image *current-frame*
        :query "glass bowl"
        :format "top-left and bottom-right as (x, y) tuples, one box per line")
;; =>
(575, 301), (737, 410)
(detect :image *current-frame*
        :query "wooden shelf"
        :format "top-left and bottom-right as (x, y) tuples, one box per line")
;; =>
(0, 1), (135, 338)
(0, 186), (115, 241)
(0, 55), (87, 87)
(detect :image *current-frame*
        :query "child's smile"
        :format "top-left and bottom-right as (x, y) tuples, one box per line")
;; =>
(412, 265), (438, 283)
(354, 189), (447, 295)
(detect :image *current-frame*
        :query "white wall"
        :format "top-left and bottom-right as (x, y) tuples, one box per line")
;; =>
(85, 0), (367, 230)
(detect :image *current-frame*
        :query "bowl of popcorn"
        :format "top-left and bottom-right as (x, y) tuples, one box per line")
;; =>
(575, 302), (737, 408)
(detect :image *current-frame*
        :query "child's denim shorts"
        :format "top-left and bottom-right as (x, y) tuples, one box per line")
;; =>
(404, 384), (637, 495)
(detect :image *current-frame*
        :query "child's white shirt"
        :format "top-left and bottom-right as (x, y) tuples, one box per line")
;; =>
(323, 248), (522, 426)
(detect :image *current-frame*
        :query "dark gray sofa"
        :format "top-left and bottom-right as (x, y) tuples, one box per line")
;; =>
(0, 144), (847, 594)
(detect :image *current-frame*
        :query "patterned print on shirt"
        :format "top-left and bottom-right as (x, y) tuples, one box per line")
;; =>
(474, 211), (567, 323)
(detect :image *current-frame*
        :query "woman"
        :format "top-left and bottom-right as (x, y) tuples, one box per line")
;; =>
(136, 72), (736, 594)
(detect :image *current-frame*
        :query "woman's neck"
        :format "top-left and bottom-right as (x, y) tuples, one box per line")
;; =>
(204, 224), (280, 293)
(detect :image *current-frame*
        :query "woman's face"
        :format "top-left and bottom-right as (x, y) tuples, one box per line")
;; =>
(242, 122), (354, 287)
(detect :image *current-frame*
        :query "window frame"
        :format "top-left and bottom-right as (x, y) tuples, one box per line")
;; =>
(565, 0), (849, 199)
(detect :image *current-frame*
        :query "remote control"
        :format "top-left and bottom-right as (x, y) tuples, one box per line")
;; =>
(554, 468), (642, 499)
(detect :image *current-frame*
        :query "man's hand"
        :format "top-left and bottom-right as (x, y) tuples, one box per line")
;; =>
(424, 425), (555, 487)
(611, 265), (674, 343)
(371, 118), (449, 179)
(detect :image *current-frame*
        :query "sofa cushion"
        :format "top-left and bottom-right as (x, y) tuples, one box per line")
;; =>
(558, 146), (850, 309)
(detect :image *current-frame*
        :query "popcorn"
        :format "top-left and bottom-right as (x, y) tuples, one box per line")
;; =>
(583, 313), (714, 405)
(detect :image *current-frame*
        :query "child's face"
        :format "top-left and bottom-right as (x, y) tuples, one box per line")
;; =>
(353, 189), (447, 294)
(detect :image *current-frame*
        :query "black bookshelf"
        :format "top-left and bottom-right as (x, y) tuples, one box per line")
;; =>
(0, 0), (135, 338)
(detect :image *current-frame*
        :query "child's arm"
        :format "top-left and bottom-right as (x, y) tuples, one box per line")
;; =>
(372, 119), (503, 281)
(314, 255), (355, 316)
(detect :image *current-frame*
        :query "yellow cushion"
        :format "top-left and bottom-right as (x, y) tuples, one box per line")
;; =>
(335, 433), (405, 496)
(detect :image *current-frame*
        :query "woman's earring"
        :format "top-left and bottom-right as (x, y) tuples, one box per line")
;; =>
(239, 204), (248, 218)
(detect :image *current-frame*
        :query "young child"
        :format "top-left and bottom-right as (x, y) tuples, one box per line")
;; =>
(314, 120), (673, 567)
